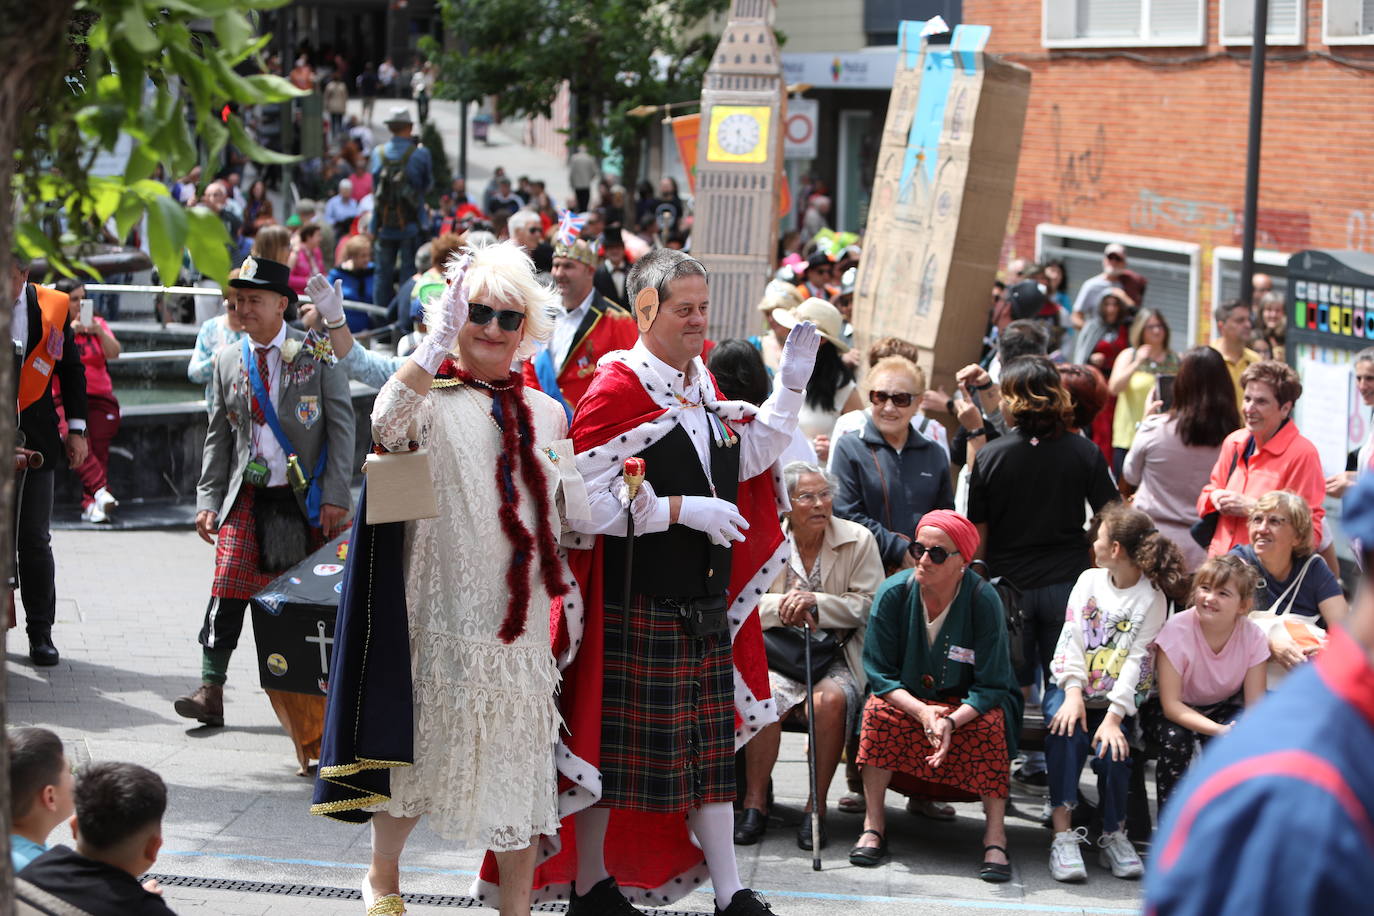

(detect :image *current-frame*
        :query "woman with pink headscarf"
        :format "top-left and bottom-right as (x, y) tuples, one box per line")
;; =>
(847, 510), (1024, 884)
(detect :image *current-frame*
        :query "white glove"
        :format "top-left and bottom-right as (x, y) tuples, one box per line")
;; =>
(778, 320), (821, 392)
(412, 255), (471, 374)
(677, 495), (749, 547)
(617, 477), (658, 532)
(304, 275), (346, 326)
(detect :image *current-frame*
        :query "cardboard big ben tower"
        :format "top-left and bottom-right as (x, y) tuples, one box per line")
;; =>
(692, 0), (786, 340)
(852, 21), (1030, 388)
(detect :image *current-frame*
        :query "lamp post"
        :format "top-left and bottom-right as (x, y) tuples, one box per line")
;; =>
(1239, 0), (1269, 308)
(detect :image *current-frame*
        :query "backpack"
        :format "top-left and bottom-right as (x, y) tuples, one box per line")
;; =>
(375, 144), (420, 230)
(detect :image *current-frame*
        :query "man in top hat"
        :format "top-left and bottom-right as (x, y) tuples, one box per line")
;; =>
(370, 106), (433, 311)
(522, 235), (637, 419)
(174, 256), (354, 727)
(593, 225), (631, 306)
(493, 248), (820, 914)
(9, 254), (88, 666)
(1145, 471), (1374, 914)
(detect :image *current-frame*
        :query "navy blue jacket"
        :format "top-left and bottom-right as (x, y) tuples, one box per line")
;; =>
(832, 417), (954, 568)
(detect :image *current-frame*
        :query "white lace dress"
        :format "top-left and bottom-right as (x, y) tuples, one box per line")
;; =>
(369, 377), (570, 851)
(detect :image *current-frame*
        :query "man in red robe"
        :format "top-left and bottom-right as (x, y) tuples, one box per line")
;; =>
(523, 236), (637, 419)
(478, 249), (819, 914)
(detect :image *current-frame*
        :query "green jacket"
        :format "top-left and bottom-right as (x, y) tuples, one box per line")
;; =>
(862, 567), (1024, 756)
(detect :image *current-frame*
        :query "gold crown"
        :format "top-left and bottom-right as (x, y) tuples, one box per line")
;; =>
(553, 238), (598, 270)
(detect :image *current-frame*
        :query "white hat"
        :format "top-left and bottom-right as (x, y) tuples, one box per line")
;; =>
(773, 297), (849, 352)
(384, 106), (413, 127)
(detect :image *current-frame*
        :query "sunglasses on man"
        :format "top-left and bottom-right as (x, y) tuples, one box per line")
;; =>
(869, 389), (914, 408)
(468, 302), (526, 332)
(908, 542), (960, 564)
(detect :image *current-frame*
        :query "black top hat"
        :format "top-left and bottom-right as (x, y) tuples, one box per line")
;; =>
(228, 255), (298, 304)
(601, 225), (624, 248)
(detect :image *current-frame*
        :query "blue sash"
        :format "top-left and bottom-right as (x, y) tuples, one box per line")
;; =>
(533, 345), (573, 422)
(243, 338), (329, 527)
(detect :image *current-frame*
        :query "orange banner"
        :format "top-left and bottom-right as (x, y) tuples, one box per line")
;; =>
(670, 114), (700, 194)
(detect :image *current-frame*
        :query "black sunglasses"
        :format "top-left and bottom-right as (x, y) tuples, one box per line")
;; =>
(870, 390), (914, 408)
(908, 542), (960, 564)
(468, 302), (526, 332)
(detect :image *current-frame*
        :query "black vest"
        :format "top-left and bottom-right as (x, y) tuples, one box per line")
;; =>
(602, 423), (741, 599)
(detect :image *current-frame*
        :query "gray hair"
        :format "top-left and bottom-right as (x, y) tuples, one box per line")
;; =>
(414, 242), (432, 273)
(508, 210), (542, 233)
(1356, 347), (1374, 367)
(782, 460), (835, 497)
(627, 248), (706, 306)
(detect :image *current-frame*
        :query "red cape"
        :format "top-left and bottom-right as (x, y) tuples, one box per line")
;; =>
(476, 357), (785, 906)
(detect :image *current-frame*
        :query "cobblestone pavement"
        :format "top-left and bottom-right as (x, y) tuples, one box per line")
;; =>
(7, 528), (1147, 915)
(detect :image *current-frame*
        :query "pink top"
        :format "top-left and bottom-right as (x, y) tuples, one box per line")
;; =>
(289, 246), (324, 295)
(1153, 609), (1269, 706)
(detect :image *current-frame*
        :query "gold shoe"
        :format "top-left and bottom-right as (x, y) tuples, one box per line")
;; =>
(362, 877), (406, 915)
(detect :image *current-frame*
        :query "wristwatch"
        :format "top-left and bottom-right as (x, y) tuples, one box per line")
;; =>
(939, 714), (957, 731)
(965, 427), (986, 439)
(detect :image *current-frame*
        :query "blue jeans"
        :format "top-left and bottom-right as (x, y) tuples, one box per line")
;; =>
(1043, 686), (1133, 832)
(373, 233), (419, 309)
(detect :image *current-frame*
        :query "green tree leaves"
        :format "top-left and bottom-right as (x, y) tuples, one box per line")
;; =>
(8, 0), (302, 288)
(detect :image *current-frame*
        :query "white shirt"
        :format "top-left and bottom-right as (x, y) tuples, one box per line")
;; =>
(247, 324), (289, 487)
(12, 287), (27, 350)
(549, 290), (593, 368)
(605, 261), (628, 301)
(577, 339), (805, 536)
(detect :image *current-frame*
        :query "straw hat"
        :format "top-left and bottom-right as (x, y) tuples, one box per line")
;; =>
(773, 297), (849, 352)
(756, 279), (804, 314)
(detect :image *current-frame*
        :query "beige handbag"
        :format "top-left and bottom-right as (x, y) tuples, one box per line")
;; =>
(363, 435), (439, 524)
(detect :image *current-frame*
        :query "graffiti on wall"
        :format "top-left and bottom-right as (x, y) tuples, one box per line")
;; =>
(1051, 105), (1107, 222)
(1349, 211), (1374, 252)
(1129, 189), (1236, 235)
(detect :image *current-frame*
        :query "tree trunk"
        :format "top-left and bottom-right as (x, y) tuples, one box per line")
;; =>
(0, 2), (77, 907)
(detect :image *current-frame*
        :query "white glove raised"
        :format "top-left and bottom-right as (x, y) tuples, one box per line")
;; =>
(412, 254), (472, 375)
(304, 274), (346, 327)
(617, 477), (658, 532)
(778, 320), (821, 392)
(676, 495), (749, 547)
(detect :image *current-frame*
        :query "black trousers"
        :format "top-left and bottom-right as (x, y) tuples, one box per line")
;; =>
(15, 469), (56, 636)
(575, 187), (591, 211)
(1015, 579), (1077, 689)
(197, 596), (251, 653)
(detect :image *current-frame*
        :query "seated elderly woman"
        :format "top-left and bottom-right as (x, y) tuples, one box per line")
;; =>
(848, 510), (1023, 883)
(735, 462), (885, 851)
(1229, 490), (1347, 683)
(833, 354), (954, 572)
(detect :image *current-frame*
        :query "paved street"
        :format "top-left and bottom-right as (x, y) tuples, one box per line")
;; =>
(7, 527), (1145, 915)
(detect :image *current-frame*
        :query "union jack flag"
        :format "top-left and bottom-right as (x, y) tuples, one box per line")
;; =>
(555, 209), (586, 245)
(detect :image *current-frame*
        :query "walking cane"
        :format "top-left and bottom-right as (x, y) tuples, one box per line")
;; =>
(621, 458), (646, 650)
(802, 621), (822, 871)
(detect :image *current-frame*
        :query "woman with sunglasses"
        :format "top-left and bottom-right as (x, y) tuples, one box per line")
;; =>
(848, 510), (1023, 881)
(317, 241), (584, 916)
(833, 355), (954, 574)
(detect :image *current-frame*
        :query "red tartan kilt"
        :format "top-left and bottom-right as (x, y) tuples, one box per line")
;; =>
(599, 596), (736, 813)
(211, 488), (275, 600)
(858, 694), (1010, 801)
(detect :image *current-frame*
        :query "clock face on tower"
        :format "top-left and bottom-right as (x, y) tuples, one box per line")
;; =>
(706, 105), (772, 164)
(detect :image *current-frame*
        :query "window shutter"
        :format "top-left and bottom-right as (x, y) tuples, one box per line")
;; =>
(1044, 0), (1079, 41)
(1221, 0), (1303, 43)
(1077, 0), (1143, 38)
(1323, 0), (1374, 41)
(1149, 0), (1203, 40)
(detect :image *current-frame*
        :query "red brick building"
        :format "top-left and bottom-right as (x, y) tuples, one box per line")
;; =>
(969, 0), (1374, 344)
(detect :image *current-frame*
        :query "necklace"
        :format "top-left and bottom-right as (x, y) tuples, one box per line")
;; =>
(464, 387), (503, 434)
(464, 373), (515, 392)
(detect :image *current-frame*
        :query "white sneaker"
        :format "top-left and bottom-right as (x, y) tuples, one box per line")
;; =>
(93, 487), (118, 514)
(1049, 827), (1089, 882)
(83, 503), (108, 524)
(1098, 829), (1144, 879)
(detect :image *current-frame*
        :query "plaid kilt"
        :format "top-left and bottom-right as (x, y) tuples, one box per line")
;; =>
(211, 488), (274, 600)
(600, 596), (735, 812)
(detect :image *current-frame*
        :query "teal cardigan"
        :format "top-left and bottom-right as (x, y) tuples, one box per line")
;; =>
(862, 567), (1024, 756)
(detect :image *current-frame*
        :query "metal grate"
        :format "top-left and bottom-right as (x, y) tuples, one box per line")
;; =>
(145, 874), (709, 913)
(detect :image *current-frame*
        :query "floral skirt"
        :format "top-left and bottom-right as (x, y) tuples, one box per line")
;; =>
(857, 694), (1009, 801)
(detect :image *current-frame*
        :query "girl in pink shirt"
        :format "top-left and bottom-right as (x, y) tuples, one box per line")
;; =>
(1143, 554), (1269, 808)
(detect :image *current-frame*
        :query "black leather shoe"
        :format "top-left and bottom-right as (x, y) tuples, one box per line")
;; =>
(796, 813), (827, 851)
(716, 889), (776, 915)
(567, 876), (641, 915)
(29, 634), (58, 667)
(733, 807), (767, 845)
